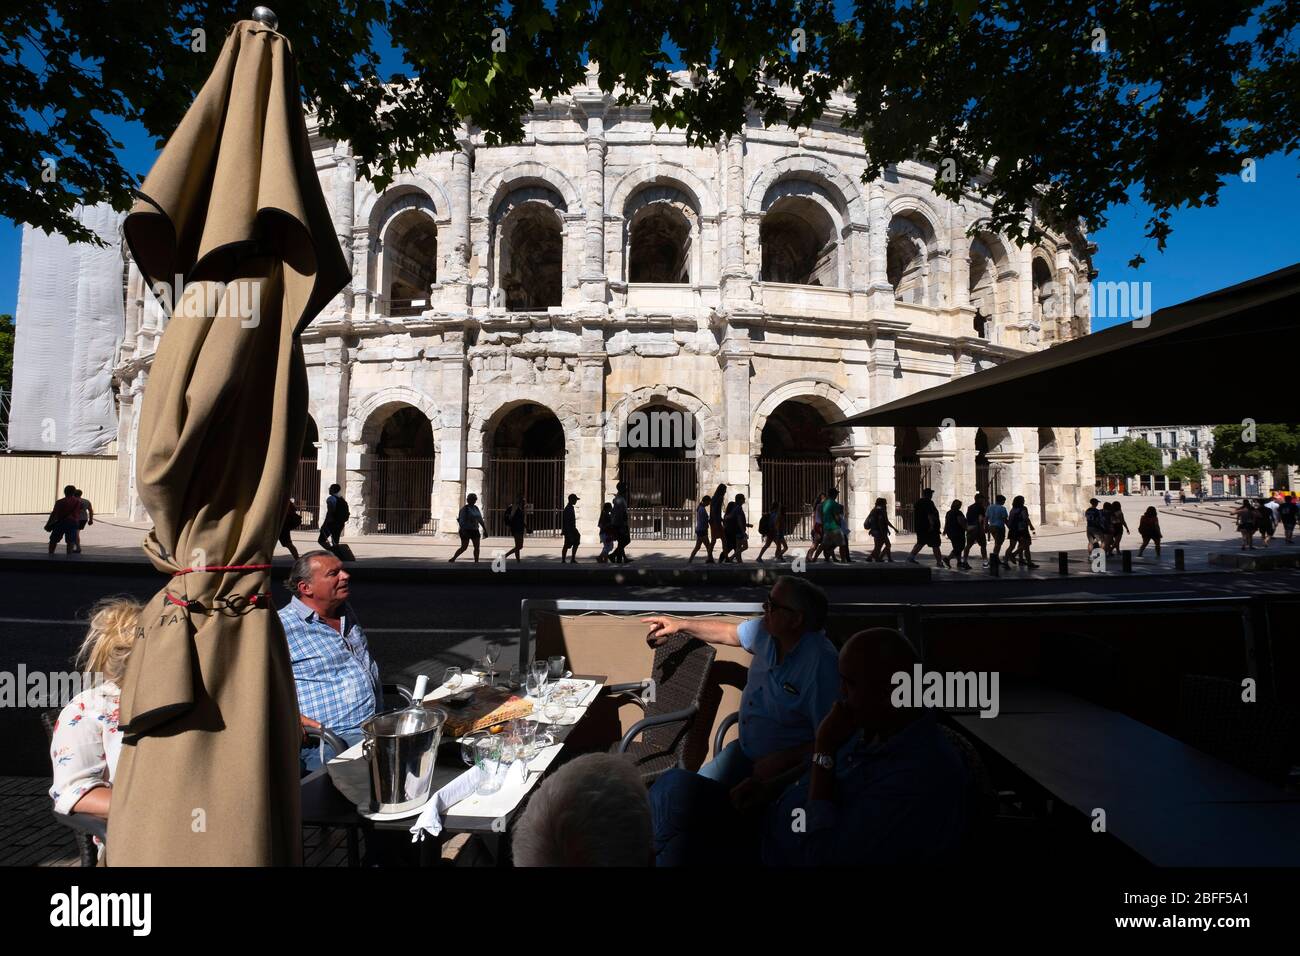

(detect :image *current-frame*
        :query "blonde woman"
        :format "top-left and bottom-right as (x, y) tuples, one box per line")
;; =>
(49, 597), (143, 827)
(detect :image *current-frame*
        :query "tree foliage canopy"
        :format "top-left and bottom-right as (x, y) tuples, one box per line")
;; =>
(1095, 436), (1163, 475)
(3, 1), (1296, 255)
(1211, 423), (1300, 470)
(1164, 457), (1205, 483)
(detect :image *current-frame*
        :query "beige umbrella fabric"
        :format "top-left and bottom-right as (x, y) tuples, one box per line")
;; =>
(108, 19), (349, 865)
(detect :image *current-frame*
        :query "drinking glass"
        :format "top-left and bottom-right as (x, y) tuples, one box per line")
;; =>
(460, 730), (487, 768)
(505, 665), (523, 690)
(547, 655), (567, 680)
(442, 667), (462, 692)
(474, 736), (506, 795)
(543, 689), (568, 725)
(484, 642), (502, 685)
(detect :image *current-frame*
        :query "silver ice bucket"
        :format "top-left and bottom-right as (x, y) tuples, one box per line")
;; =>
(360, 705), (447, 814)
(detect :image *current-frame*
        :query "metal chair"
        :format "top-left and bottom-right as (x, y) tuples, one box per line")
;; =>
(381, 683), (414, 712)
(605, 635), (717, 784)
(40, 711), (108, 867)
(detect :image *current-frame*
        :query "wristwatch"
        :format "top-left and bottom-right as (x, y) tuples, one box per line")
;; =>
(811, 752), (835, 771)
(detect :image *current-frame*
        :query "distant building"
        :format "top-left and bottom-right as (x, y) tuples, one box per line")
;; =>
(1092, 424), (1214, 469)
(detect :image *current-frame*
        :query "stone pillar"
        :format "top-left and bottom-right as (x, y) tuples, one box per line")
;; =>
(950, 213), (970, 309)
(320, 336), (353, 530)
(574, 335), (608, 518)
(450, 135), (475, 308)
(832, 443), (873, 542)
(578, 105), (608, 305)
(866, 182), (894, 310)
(719, 133), (754, 311)
(436, 330), (469, 537)
(719, 336), (754, 499)
(332, 147), (356, 314)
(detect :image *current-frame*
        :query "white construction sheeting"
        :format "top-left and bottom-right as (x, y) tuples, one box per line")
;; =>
(9, 203), (125, 453)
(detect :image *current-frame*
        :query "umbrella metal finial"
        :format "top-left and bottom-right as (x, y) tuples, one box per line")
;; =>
(251, 6), (278, 30)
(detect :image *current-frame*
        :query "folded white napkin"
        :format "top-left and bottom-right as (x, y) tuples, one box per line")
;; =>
(409, 766), (484, 841)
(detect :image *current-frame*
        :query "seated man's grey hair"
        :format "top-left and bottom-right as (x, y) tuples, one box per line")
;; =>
(776, 575), (829, 631)
(512, 753), (651, 867)
(287, 550), (332, 596)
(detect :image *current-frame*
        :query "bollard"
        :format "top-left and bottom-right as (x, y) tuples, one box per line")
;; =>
(1122, 550), (1132, 573)
(1058, 551), (1069, 575)
(1175, 548), (1185, 571)
(989, 557), (999, 577)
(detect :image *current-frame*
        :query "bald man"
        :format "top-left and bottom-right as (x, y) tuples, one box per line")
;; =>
(651, 628), (972, 866)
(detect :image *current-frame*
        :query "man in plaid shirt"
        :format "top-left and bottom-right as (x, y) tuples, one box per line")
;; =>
(279, 550), (382, 772)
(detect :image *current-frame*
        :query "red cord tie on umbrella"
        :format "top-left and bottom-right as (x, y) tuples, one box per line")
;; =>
(166, 564), (274, 613)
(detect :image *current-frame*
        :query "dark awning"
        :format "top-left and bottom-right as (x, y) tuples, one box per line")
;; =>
(833, 263), (1300, 427)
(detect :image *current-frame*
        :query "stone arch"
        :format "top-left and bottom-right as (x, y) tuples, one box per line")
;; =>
(968, 227), (1015, 337)
(474, 161), (583, 224)
(469, 389), (583, 459)
(363, 184), (446, 309)
(750, 379), (868, 451)
(885, 194), (944, 240)
(358, 173), (450, 231)
(608, 162), (719, 221)
(887, 201), (941, 306)
(348, 386), (445, 448)
(744, 154), (867, 224)
(603, 385), (722, 457)
(1031, 253), (1061, 342)
(489, 186), (567, 311)
(624, 186), (698, 283)
(757, 179), (846, 287)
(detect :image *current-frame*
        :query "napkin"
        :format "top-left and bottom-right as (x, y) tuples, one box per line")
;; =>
(409, 766), (485, 841)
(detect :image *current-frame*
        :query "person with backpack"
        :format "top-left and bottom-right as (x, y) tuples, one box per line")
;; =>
(756, 501), (787, 562)
(1006, 495), (1038, 568)
(503, 494), (530, 562)
(46, 485), (82, 555)
(943, 500), (969, 570)
(1256, 499), (1275, 549)
(610, 482), (632, 564)
(450, 492), (487, 563)
(1279, 494), (1298, 545)
(1234, 498), (1257, 550)
(820, 489), (845, 563)
(561, 493), (582, 564)
(962, 492), (988, 568)
(1084, 498), (1105, 553)
(1137, 506), (1162, 558)
(985, 494), (1010, 568)
(278, 496), (302, 559)
(807, 491), (827, 563)
(864, 497), (897, 562)
(596, 502), (615, 563)
(688, 494), (714, 563)
(318, 483), (349, 552)
(906, 488), (944, 567)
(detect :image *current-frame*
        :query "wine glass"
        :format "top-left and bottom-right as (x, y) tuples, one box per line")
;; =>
(483, 642), (502, 686)
(543, 688), (568, 725)
(442, 666), (462, 693)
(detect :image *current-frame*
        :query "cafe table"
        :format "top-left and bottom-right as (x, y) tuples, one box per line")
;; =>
(300, 674), (607, 866)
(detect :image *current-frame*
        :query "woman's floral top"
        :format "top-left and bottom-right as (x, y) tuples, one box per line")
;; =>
(49, 681), (122, 816)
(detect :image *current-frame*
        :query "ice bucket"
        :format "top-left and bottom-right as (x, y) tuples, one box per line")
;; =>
(360, 705), (447, 814)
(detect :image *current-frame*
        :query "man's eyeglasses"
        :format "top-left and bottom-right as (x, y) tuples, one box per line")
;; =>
(763, 599), (799, 616)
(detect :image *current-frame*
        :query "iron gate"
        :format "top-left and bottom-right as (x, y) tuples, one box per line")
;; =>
(759, 458), (850, 539)
(975, 463), (1002, 504)
(620, 458), (697, 539)
(371, 457), (436, 534)
(894, 461), (932, 533)
(289, 458), (321, 530)
(487, 457), (565, 537)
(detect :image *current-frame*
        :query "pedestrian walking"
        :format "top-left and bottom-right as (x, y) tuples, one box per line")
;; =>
(318, 483), (349, 552)
(1084, 498), (1105, 553)
(1179, 490), (1187, 506)
(756, 501), (788, 562)
(986, 494), (1010, 567)
(708, 483), (728, 556)
(1234, 498), (1257, 550)
(943, 500), (969, 569)
(907, 488), (944, 567)
(1137, 506), (1162, 558)
(1007, 495), (1038, 567)
(828, 489), (853, 563)
(1279, 494), (1298, 545)
(807, 491), (827, 563)
(450, 493), (487, 562)
(561, 493), (582, 563)
(688, 494), (714, 563)
(278, 496), (302, 559)
(75, 489), (94, 535)
(864, 497), (896, 562)
(596, 502), (615, 563)
(962, 492), (989, 567)
(611, 482), (632, 564)
(1111, 502), (1131, 553)
(728, 494), (752, 563)
(503, 495), (529, 562)
(45, 485), (82, 555)
(1164, 490), (1173, 508)
(821, 488), (848, 563)
(1256, 499), (1275, 548)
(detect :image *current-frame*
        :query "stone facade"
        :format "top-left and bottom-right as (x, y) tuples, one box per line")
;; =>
(110, 70), (1095, 535)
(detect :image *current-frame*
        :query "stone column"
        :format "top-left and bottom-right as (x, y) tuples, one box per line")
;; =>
(450, 134), (475, 308)
(332, 146), (356, 314)
(719, 133), (754, 311)
(866, 182), (894, 310)
(436, 330), (469, 537)
(950, 212), (970, 309)
(578, 104), (608, 305)
(320, 335), (353, 531)
(719, 335), (754, 498)
(574, 334), (608, 518)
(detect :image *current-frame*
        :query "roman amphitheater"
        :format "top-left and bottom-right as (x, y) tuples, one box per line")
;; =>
(111, 69), (1096, 539)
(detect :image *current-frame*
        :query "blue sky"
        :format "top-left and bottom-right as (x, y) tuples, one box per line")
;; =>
(3, 17), (1298, 327)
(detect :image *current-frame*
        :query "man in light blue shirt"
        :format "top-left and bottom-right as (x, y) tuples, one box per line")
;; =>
(279, 550), (382, 772)
(642, 576), (840, 796)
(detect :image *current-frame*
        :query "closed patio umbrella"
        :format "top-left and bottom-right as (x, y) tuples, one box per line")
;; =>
(108, 14), (349, 865)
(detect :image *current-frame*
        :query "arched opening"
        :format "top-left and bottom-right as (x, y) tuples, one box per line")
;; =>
(290, 416), (322, 530)
(887, 213), (934, 304)
(617, 402), (699, 538)
(1038, 426), (1060, 524)
(381, 208), (438, 316)
(758, 400), (848, 538)
(371, 406), (436, 534)
(760, 195), (838, 286)
(498, 201), (563, 312)
(1032, 257), (1058, 343)
(969, 237), (998, 338)
(893, 426), (932, 532)
(485, 404), (566, 536)
(627, 197), (692, 283)
(975, 427), (1012, 502)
